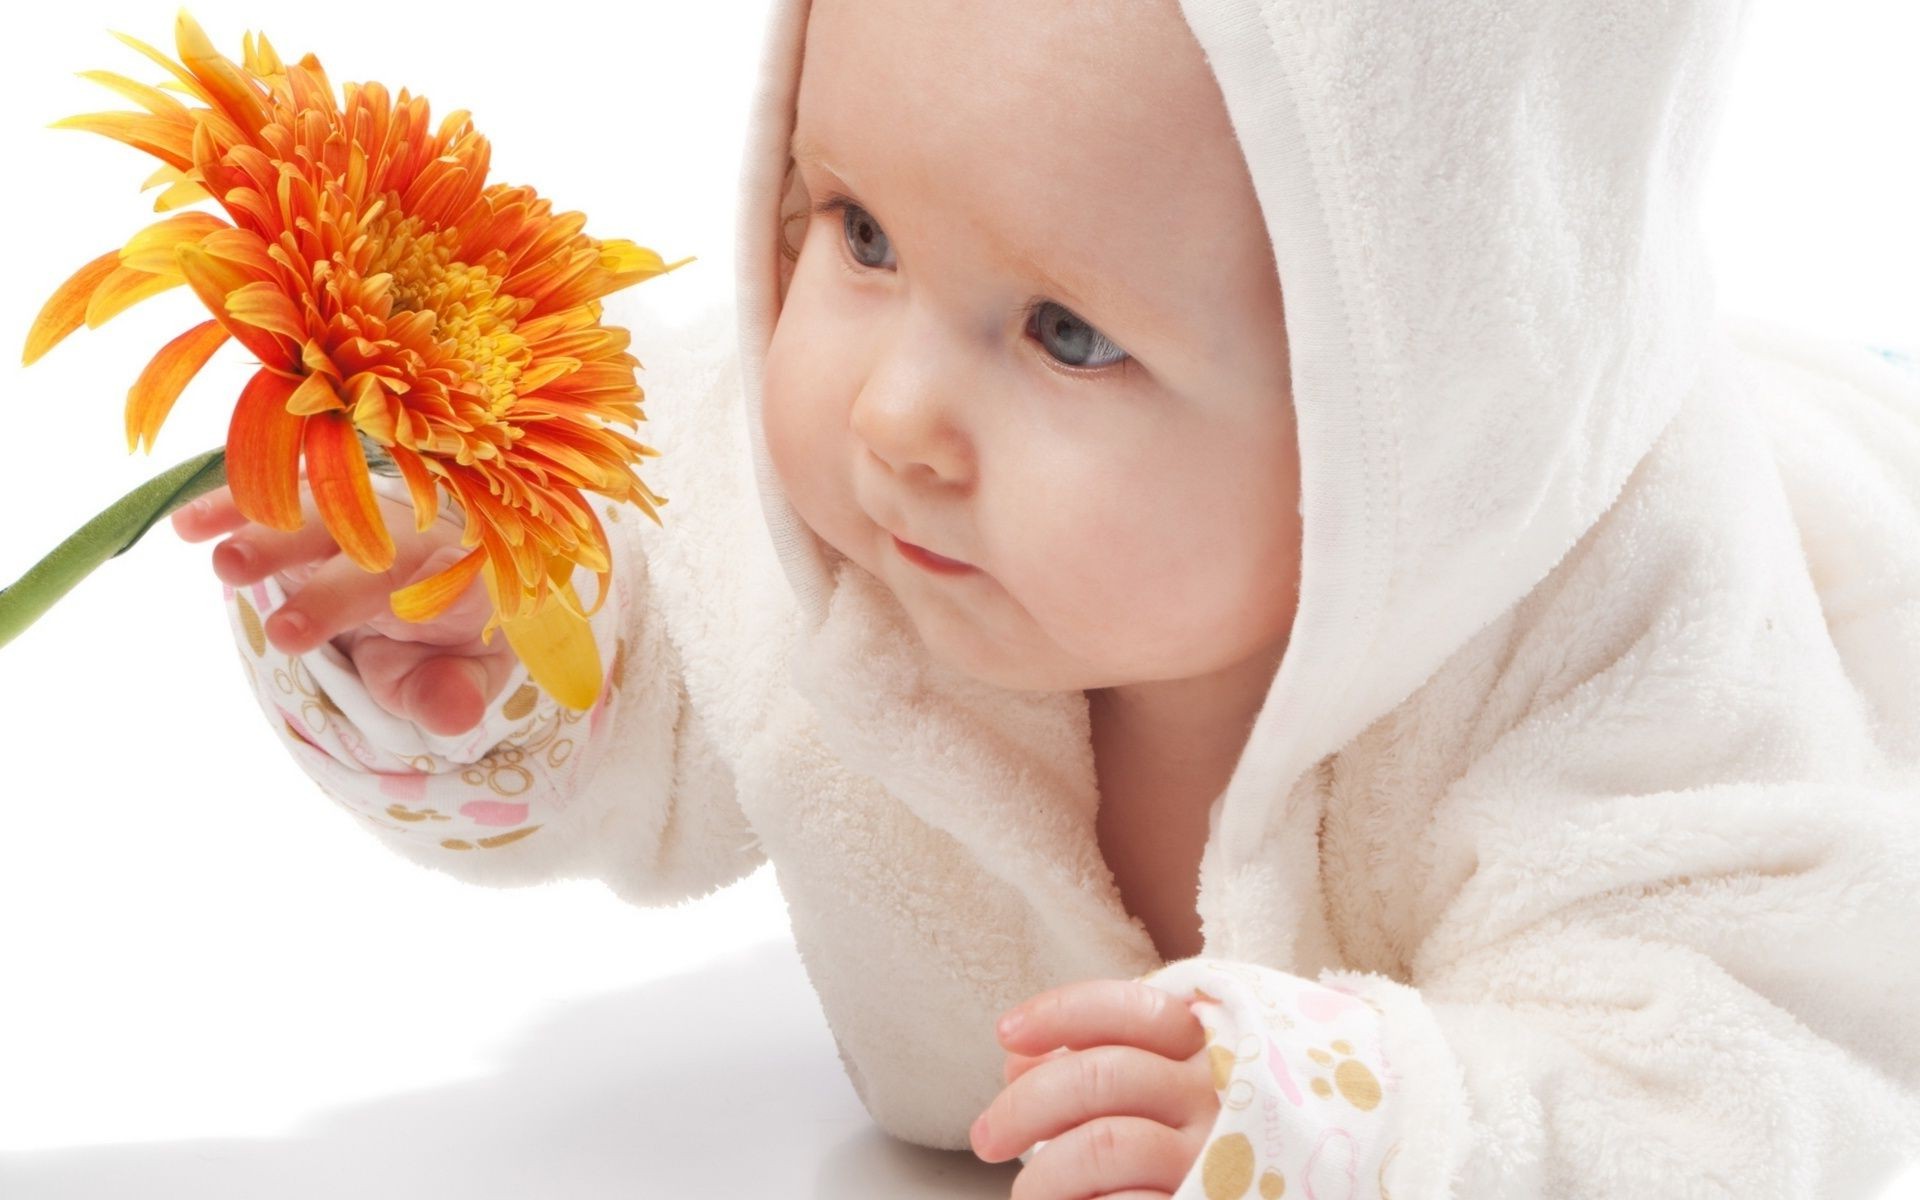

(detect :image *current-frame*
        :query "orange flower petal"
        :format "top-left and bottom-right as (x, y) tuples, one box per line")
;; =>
(76, 69), (190, 118)
(390, 543), (486, 624)
(286, 370), (344, 416)
(173, 11), (271, 132)
(225, 280), (306, 343)
(387, 442), (445, 534)
(197, 226), (281, 279)
(142, 163), (215, 211)
(22, 249), (120, 365)
(518, 435), (614, 491)
(226, 367), (305, 531)
(220, 185), (275, 227)
(403, 161), (473, 228)
(345, 372), (396, 439)
(300, 338), (342, 380)
(303, 410), (395, 573)
(47, 110), (195, 170)
(566, 489), (615, 592)
(513, 357), (580, 395)
(527, 326), (628, 360)
(84, 264), (187, 328)
(119, 211), (229, 274)
(107, 28), (210, 101)
(176, 242), (295, 371)
(125, 318), (230, 455)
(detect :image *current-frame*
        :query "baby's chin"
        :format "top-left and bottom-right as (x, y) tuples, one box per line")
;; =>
(879, 568), (1103, 694)
(924, 630), (1089, 693)
(809, 509), (1105, 693)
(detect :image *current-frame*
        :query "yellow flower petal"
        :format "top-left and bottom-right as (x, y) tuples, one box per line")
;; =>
(482, 563), (603, 711)
(595, 239), (666, 274)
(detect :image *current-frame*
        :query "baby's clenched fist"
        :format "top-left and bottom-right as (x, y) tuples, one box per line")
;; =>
(172, 477), (522, 738)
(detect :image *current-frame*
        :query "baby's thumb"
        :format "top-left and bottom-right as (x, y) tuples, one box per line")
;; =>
(406, 654), (504, 738)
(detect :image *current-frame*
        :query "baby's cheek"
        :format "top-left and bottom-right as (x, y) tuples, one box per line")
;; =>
(760, 372), (868, 567)
(765, 409), (835, 537)
(761, 395), (804, 497)
(1015, 521), (1173, 657)
(760, 346), (821, 496)
(1075, 508), (1263, 671)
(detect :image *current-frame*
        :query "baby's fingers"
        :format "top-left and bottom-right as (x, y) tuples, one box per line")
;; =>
(1006, 1048), (1071, 1085)
(169, 487), (250, 544)
(210, 517), (343, 588)
(171, 470), (315, 544)
(266, 546), (440, 655)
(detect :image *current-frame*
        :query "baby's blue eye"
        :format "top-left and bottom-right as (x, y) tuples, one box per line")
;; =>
(841, 202), (894, 269)
(825, 196), (1127, 373)
(1027, 301), (1129, 370)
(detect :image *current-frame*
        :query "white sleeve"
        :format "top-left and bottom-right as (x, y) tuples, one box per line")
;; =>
(220, 471), (765, 904)
(1060, 777), (1920, 1200)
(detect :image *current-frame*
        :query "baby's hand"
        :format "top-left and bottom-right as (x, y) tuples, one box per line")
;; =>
(172, 478), (522, 738)
(972, 978), (1218, 1197)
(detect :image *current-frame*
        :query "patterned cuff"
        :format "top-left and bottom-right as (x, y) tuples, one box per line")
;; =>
(223, 557), (627, 854)
(1158, 958), (1403, 1199)
(228, 569), (548, 768)
(1015, 957), (1405, 1199)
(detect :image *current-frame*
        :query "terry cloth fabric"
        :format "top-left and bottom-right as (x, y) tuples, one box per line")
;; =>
(217, 0), (1920, 1195)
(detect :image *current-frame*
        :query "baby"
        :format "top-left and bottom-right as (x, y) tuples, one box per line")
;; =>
(175, 0), (1920, 1196)
(760, 0), (1300, 972)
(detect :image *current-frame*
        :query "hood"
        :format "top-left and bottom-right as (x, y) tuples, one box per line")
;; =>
(728, 0), (1748, 875)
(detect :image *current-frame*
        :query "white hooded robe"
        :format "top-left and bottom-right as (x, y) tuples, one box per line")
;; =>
(223, 0), (1920, 1195)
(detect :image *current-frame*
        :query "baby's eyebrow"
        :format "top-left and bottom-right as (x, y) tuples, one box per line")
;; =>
(790, 131), (840, 176)
(789, 130), (1186, 351)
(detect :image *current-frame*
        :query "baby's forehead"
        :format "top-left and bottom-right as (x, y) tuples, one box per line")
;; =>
(791, 0), (1271, 358)
(794, 3), (1246, 219)
(796, 0), (1226, 164)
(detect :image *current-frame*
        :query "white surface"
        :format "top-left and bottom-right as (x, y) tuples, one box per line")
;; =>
(0, 2), (1914, 1196)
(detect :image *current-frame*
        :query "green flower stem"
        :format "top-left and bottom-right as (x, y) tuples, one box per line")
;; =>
(0, 445), (228, 653)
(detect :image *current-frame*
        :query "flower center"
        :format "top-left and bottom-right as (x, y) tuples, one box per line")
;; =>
(373, 211), (532, 418)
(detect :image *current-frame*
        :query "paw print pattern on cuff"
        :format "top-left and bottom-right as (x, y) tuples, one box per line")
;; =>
(1134, 957), (1407, 1200)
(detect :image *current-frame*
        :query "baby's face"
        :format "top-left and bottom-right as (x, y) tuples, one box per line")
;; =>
(763, 0), (1301, 693)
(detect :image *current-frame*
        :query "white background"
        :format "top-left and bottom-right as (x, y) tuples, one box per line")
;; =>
(0, 2), (1915, 1197)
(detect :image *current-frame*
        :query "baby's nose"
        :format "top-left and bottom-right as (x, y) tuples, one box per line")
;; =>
(849, 381), (972, 485)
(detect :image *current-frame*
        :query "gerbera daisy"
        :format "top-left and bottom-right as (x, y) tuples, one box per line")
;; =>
(22, 9), (688, 709)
